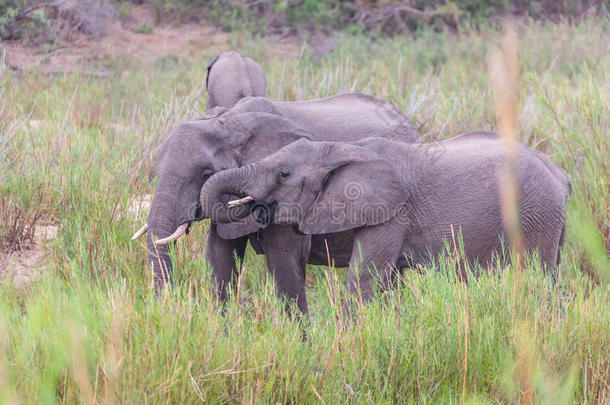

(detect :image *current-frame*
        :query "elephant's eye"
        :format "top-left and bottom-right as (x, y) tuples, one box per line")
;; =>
(202, 169), (214, 179)
(278, 168), (290, 179)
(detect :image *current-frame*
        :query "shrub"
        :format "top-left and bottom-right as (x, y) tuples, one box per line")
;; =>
(2, 1), (607, 40)
(134, 22), (152, 33)
(0, 0), (116, 42)
(112, 0), (607, 35)
(0, 0), (49, 40)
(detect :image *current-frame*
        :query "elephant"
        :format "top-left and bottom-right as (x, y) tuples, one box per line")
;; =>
(201, 132), (571, 308)
(205, 51), (267, 111)
(131, 93), (419, 313)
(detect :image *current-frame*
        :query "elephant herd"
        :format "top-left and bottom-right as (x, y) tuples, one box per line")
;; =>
(132, 51), (571, 315)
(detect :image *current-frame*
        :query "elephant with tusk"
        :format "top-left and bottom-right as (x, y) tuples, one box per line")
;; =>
(132, 93), (419, 310)
(201, 133), (571, 309)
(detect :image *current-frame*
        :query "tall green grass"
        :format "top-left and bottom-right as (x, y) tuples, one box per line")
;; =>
(0, 19), (608, 403)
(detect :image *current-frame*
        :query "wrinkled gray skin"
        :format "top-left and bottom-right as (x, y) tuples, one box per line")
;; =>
(146, 93), (418, 312)
(205, 51), (266, 111)
(202, 132), (570, 311)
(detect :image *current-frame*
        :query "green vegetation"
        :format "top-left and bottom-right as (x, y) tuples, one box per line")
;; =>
(128, 0), (607, 34)
(0, 18), (608, 403)
(134, 22), (153, 34)
(1, 0), (607, 41)
(0, 0), (49, 41)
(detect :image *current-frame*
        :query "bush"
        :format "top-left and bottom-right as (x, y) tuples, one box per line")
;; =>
(0, 0), (49, 40)
(113, 0), (607, 35)
(2, 0), (607, 41)
(134, 22), (152, 33)
(0, 0), (116, 42)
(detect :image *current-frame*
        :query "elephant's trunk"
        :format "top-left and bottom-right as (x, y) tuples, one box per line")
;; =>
(146, 218), (175, 288)
(201, 165), (257, 223)
(145, 176), (188, 288)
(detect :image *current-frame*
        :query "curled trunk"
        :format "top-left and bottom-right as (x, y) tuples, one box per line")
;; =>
(201, 166), (256, 223)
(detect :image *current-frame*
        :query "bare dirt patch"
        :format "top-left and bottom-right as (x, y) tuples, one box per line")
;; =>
(2, 4), (302, 75)
(0, 192), (153, 289)
(0, 225), (58, 289)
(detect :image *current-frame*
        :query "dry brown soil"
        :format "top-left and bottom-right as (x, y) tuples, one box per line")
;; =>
(0, 225), (58, 289)
(2, 4), (303, 74)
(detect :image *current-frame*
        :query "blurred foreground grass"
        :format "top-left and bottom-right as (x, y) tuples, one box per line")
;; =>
(0, 19), (608, 403)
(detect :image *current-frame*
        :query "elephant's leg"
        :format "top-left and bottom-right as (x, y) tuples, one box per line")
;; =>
(259, 224), (311, 315)
(345, 219), (405, 302)
(554, 225), (566, 271)
(205, 223), (248, 302)
(520, 211), (565, 279)
(528, 231), (561, 278)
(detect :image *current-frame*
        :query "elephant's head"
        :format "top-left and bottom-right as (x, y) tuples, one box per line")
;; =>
(132, 112), (311, 286)
(200, 139), (410, 235)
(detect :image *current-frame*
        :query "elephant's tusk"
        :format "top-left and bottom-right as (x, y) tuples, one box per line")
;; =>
(154, 223), (189, 245)
(227, 196), (254, 207)
(131, 224), (148, 240)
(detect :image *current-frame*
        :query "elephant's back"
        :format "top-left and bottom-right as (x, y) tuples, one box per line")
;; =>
(402, 136), (568, 272)
(208, 52), (247, 83)
(516, 146), (570, 219)
(529, 148), (571, 199)
(440, 137), (569, 234)
(273, 93), (418, 143)
(207, 52), (266, 109)
(244, 57), (267, 97)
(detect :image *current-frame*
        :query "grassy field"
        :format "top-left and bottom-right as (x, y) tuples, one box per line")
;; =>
(0, 19), (608, 403)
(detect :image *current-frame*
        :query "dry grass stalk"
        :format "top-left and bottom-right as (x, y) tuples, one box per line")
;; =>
(488, 21), (524, 271)
(103, 295), (126, 404)
(489, 21), (539, 405)
(0, 199), (44, 253)
(69, 322), (95, 405)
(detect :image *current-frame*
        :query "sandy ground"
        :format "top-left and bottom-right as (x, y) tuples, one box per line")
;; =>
(0, 225), (58, 289)
(0, 195), (151, 289)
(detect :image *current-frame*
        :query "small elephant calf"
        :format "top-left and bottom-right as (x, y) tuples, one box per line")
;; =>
(202, 132), (571, 307)
(205, 51), (266, 111)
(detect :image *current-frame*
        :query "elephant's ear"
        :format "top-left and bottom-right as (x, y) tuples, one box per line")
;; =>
(237, 112), (313, 165)
(206, 55), (220, 90)
(299, 144), (409, 234)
